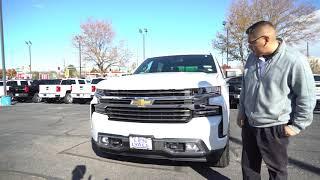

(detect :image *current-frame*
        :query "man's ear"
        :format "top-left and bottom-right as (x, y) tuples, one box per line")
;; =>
(264, 36), (269, 46)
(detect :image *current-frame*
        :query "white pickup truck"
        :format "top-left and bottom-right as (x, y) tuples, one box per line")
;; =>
(39, 78), (86, 103)
(90, 54), (230, 167)
(71, 78), (105, 104)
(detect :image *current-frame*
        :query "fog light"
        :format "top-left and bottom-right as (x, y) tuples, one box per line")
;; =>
(185, 143), (200, 152)
(110, 138), (122, 147)
(166, 142), (185, 152)
(100, 136), (109, 145)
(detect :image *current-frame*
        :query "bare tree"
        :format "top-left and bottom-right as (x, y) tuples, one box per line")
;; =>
(309, 57), (320, 74)
(213, 0), (320, 64)
(73, 19), (130, 75)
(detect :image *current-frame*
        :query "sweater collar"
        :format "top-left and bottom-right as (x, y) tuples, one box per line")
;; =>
(262, 38), (283, 60)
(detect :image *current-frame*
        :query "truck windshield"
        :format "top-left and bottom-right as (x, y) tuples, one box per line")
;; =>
(48, 79), (61, 85)
(91, 78), (104, 84)
(134, 55), (217, 74)
(20, 81), (29, 86)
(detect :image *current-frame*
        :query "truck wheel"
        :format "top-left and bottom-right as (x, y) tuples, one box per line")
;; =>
(32, 93), (42, 103)
(64, 93), (73, 104)
(91, 138), (103, 157)
(208, 140), (230, 167)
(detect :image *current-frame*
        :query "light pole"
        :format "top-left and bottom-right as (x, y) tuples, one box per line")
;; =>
(25, 41), (32, 78)
(222, 21), (229, 67)
(139, 28), (147, 61)
(217, 42), (224, 66)
(75, 35), (82, 78)
(0, 0), (7, 96)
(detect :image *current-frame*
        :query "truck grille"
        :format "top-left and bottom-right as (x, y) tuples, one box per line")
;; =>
(95, 89), (221, 123)
(105, 107), (192, 122)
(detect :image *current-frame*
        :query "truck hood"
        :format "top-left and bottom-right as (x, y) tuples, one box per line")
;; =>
(97, 72), (224, 90)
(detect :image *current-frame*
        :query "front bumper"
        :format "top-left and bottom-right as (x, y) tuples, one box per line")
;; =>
(91, 112), (228, 154)
(13, 93), (29, 98)
(39, 93), (60, 99)
(92, 134), (225, 162)
(71, 93), (92, 99)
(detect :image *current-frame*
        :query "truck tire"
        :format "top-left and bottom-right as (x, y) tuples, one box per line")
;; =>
(208, 139), (230, 167)
(64, 93), (73, 104)
(32, 93), (42, 103)
(91, 138), (103, 157)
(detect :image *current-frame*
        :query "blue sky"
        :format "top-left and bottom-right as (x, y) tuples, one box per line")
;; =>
(2, 0), (320, 71)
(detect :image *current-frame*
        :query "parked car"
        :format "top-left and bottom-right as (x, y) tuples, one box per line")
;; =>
(7, 80), (34, 102)
(314, 74), (320, 112)
(90, 54), (230, 167)
(226, 76), (242, 109)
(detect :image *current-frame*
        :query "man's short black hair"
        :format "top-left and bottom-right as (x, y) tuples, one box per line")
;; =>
(246, 21), (275, 35)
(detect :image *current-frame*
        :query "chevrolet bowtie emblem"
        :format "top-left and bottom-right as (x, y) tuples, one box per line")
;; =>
(131, 99), (152, 107)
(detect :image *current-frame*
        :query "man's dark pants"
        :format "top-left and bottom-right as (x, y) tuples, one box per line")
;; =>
(241, 121), (289, 180)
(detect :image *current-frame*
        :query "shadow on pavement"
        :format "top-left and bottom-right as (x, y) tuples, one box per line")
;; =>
(229, 135), (320, 176)
(288, 158), (320, 176)
(71, 165), (108, 180)
(94, 148), (230, 179)
(71, 165), (87, 180)
(191, 165), (231, 180)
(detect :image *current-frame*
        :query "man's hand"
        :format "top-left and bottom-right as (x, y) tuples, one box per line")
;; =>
(237, 113), (246, 128)
(284, 125), (298, 137)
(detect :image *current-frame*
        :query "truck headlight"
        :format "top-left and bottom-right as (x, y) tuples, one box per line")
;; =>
(94, 89), (105, 103)
(95, 89), (104, 98)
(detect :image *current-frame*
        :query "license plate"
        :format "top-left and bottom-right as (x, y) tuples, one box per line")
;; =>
(129, 136), (152, 150)
(15, 93), (19, 96)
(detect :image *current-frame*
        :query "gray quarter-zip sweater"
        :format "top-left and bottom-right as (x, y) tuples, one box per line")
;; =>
(239, 40), (316, 134)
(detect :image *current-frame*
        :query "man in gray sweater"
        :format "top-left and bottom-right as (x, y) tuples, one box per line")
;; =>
(237, 21), (316, 180)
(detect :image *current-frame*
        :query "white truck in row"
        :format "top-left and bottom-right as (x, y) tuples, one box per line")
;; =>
(90, 54), (230, 167)
(39, 78), (104, 104)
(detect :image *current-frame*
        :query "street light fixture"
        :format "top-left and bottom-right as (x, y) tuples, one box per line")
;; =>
(25, 40), (32, 78)
(75, 35), (82, 78)
(139, 28), (148, 61)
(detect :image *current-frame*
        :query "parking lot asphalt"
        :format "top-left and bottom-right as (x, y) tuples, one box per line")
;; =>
(0, 103), (319, 180)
